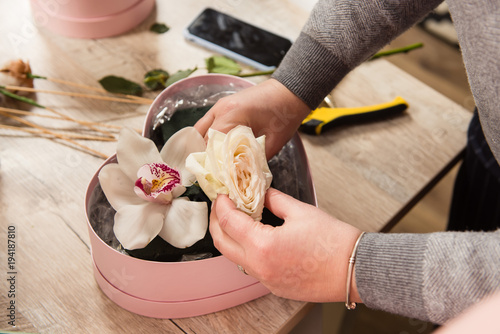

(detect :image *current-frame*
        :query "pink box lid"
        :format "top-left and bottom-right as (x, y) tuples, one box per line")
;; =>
(30, 0), (155, 39)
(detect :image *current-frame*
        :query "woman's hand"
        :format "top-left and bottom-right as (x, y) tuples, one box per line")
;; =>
(194, 78), (311, 160)
(210, 187), (363, 303)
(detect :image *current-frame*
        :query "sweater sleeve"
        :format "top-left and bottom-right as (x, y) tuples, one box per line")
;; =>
(355, 230), (500, 324)
(271, 0), (442, 109)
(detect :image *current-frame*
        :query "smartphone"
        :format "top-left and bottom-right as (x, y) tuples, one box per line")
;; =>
(184, 8), (293, 71)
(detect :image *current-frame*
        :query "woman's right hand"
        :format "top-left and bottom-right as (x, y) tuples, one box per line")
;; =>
(209, 188), (363, 303)
(194, 78), (311, 160)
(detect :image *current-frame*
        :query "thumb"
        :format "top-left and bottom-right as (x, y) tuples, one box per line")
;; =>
(212, 194), (259, 244)
(264, 188), (305, 220)
(194, 111), (215, 138)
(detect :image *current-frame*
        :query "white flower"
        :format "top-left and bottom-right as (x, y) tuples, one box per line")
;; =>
(186, 125), (273, 221)
(98, 127), (208, 250)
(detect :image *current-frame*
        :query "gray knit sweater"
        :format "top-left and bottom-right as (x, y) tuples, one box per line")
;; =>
(272, 0), (500, 324)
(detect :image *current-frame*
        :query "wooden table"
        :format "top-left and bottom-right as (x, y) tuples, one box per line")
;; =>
(0, 1), (471, 333)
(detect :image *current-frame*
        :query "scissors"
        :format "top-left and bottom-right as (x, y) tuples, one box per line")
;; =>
(300, 96), (409, 135)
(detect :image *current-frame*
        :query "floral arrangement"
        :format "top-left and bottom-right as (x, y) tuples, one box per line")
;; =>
(98, 124), (272, 253)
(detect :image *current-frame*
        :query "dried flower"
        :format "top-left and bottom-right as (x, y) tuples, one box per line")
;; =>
(0, 59), (34, 96)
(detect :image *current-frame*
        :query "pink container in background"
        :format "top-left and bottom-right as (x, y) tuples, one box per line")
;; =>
(84, 74), (317, 318)
(30, 0), (155, 39)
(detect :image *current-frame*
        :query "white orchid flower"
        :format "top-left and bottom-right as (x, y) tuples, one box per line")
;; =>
(98, 127), (208, 250)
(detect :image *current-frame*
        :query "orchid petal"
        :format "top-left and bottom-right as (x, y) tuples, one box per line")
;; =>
(160, 127), (206, 186)
(117, 127), (163, 181)
(98, 163), (143, 210)
(158, 197), (208, 248)
(172, 185), (186, 198)
(185, 152), (228, 200)
(134, 162), (181, 204)
(113, 202), (166, 250)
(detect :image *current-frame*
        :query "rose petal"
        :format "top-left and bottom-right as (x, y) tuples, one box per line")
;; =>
(98, 163), (143, 210)
(158, 197), (208, 248)
(256, 135), (266, 151)
(228, 127), (273, 188)
(116, 127), (163, 181)
(205, 128), (227, 183)
(113, 202), (166, 250)
(255, 135), (273, 188)
(160, 127), (206, 186)
(223, 126), (272, 221)
(188, 125), (272, 221)
(185, 152), (227, 200)
(227, 152), (266, 220)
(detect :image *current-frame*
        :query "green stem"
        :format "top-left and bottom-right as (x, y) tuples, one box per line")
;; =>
(230, 42), (422, 77)
(0, 86), (46, 108)
(237, 69), (275, 77)
(369, 42), (424, 60)
(26, 72), (47, 80)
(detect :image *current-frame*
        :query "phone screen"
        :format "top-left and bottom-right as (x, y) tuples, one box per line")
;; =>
(185, 8), (292, 69)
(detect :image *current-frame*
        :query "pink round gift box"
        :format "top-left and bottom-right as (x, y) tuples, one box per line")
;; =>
(30, 0), (155, 39)
(84, 74), (317, 318)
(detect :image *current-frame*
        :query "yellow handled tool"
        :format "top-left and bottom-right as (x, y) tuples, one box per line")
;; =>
(300, 96), (409, 135)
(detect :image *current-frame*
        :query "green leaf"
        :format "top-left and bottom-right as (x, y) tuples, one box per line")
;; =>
(125, 230), (219, 262)
(150, 105), (213, 148)
(143, 69), (169, 90)
(98, 75), (143, 96)
(181, 184), (211, 203)
(164, 67), (197, 87)
(150, 23), (170, 34)
(205, 56), (241, 75)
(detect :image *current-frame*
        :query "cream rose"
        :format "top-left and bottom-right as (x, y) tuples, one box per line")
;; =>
(186, 125), (273, 221)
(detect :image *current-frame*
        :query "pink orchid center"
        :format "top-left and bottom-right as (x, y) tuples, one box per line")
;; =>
(134, 162), (181, 204)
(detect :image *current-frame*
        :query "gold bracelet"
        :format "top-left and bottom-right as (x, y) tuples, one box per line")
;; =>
(345, 232), (366, 310)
